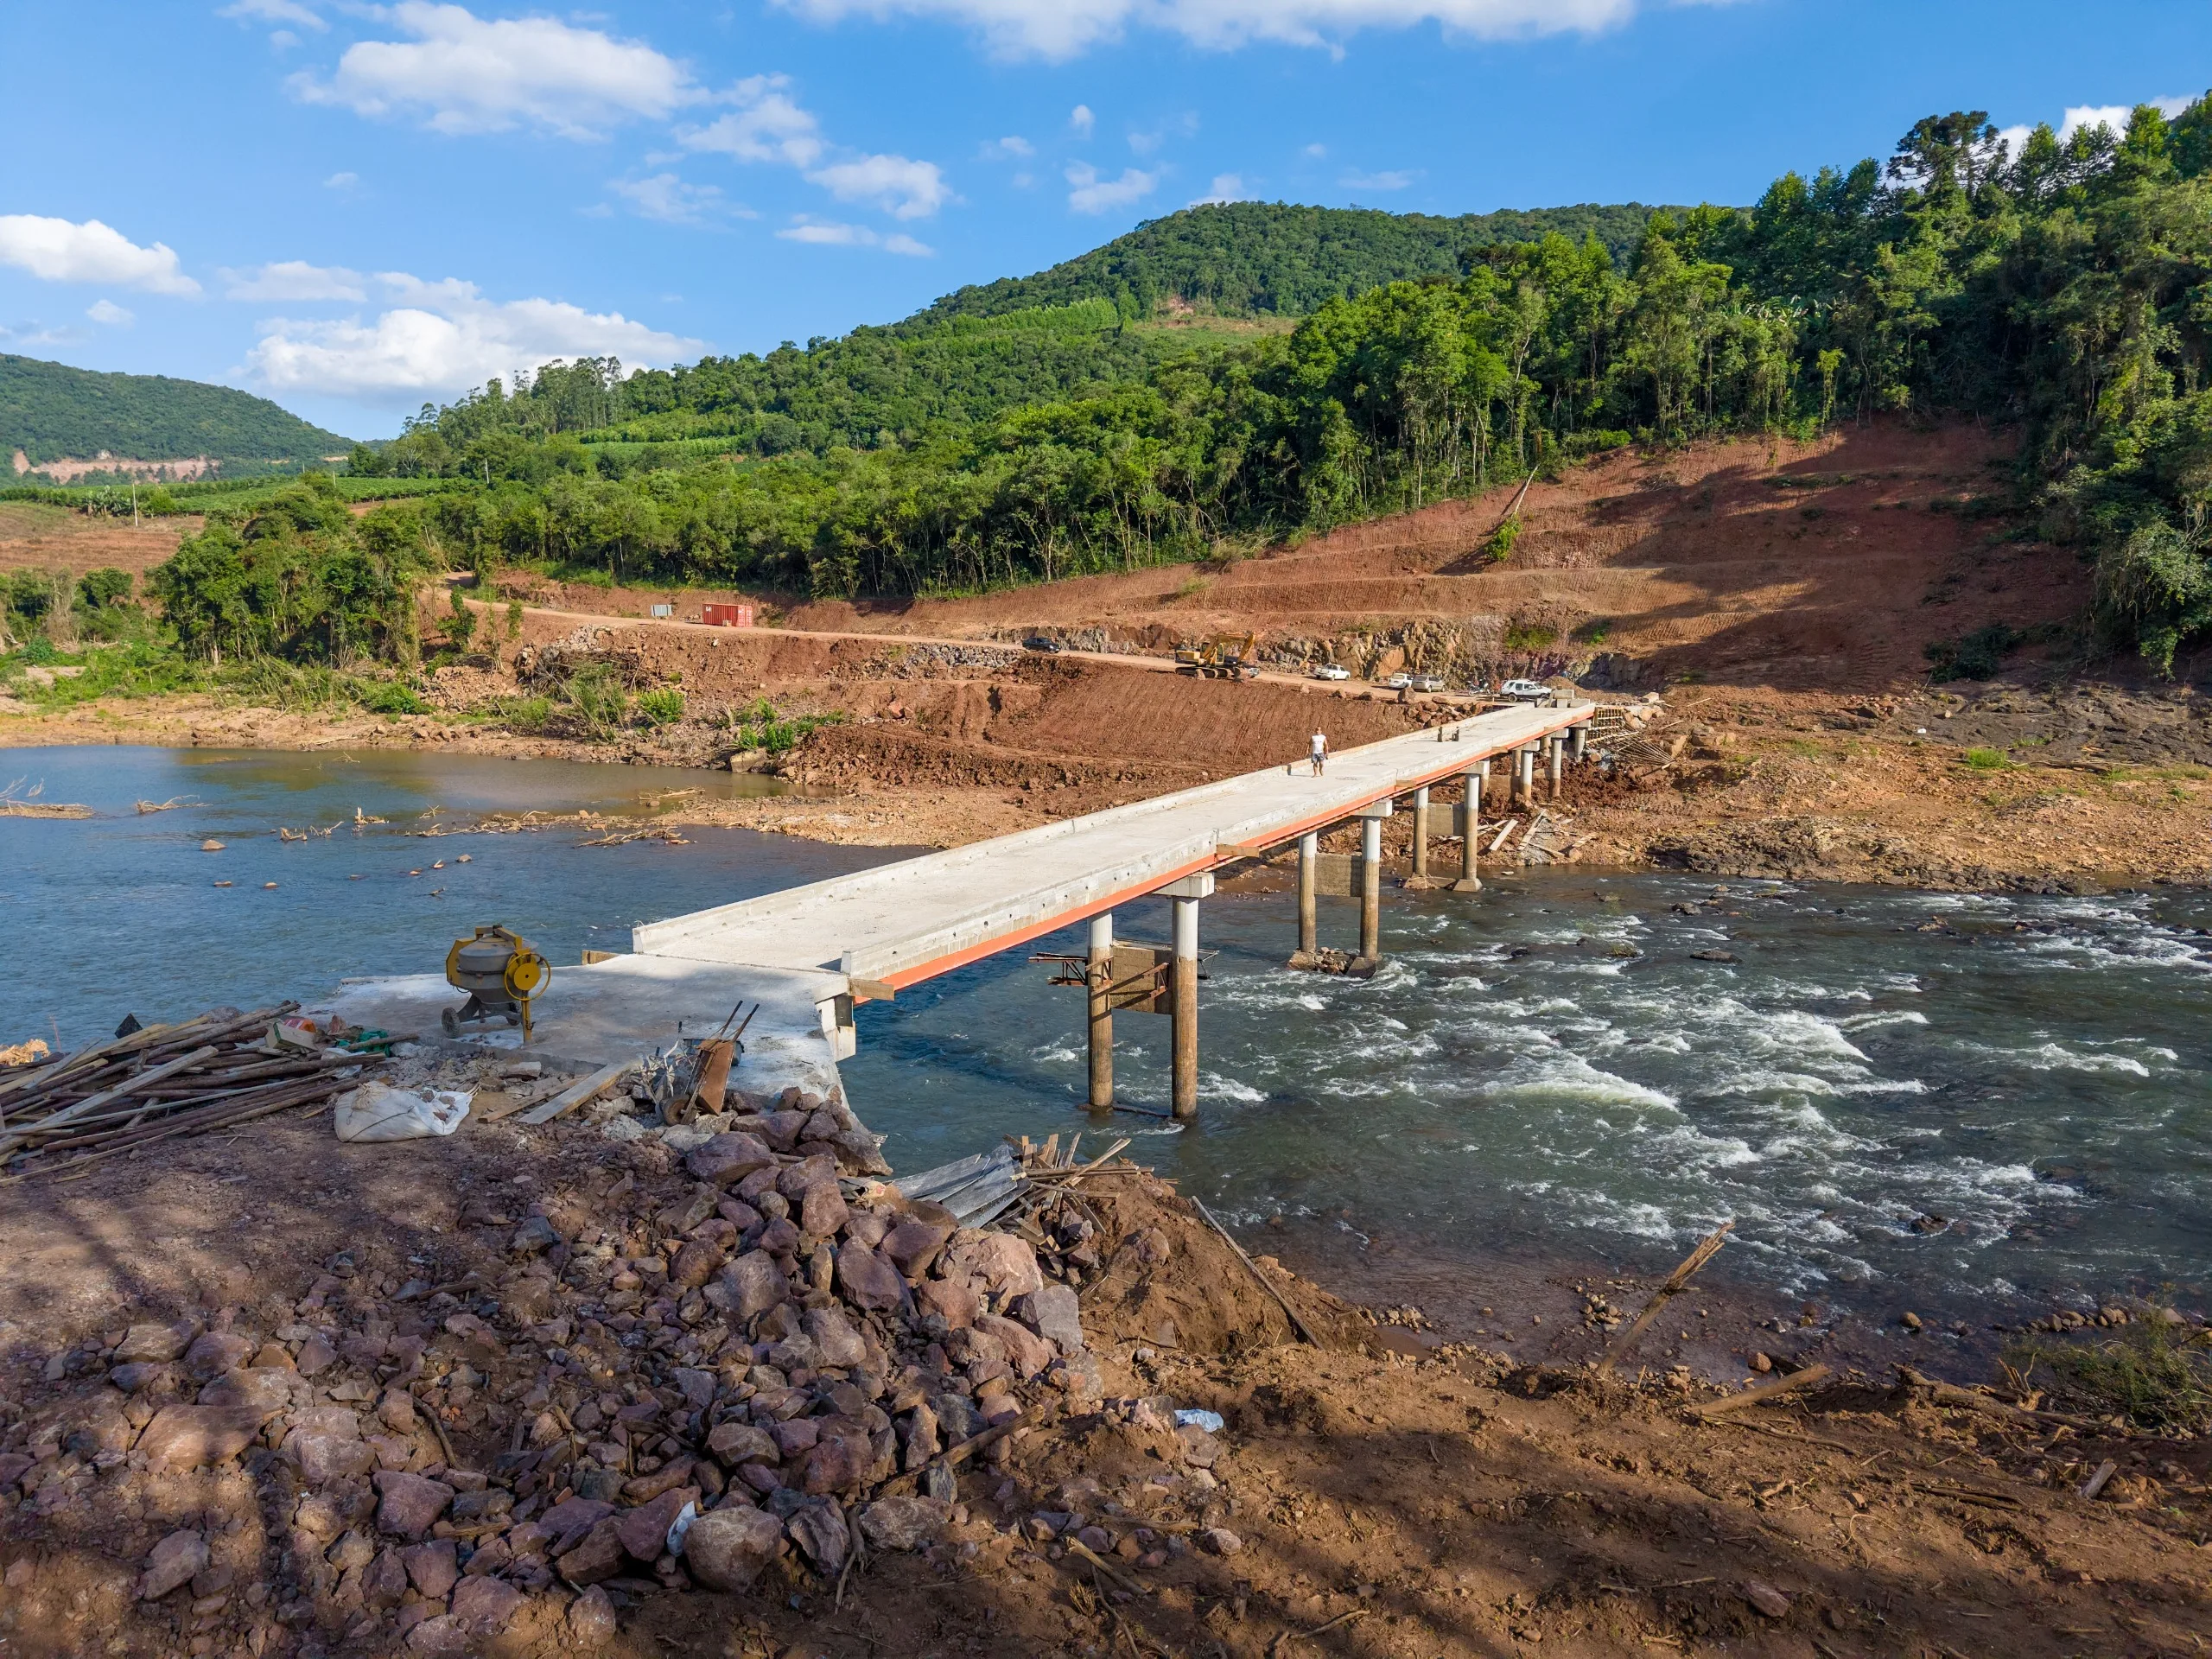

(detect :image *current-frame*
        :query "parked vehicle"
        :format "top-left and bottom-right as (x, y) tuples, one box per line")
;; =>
(1309, 664), (1351, 681)
(1409, 674), (1446, 692)
(1379, 672), (1414, 690)
(1021, 635), (1064, 653)
(1499, 678), (1551, 702)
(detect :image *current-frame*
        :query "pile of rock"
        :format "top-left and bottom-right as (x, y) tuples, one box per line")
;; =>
(0, 1093), (1113, 1654)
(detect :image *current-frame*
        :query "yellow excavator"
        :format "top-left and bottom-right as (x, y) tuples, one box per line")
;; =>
(1173, 631), (1261, 680)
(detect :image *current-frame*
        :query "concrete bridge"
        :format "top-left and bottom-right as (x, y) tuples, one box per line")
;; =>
(634, 699), (1599, 1119)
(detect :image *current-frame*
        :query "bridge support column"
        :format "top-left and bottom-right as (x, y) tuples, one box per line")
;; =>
(1572, 721), (1589, 765)
(1293, 832), (1319, 966)
(1516, 744), (1535, 808)
(1549, 735), (1564, 800)
(1344, 814), (1380, 982)
(1160, 874), (1213, 1121)
(1408, 785), (1431, 886)
(1086, 911), (1113, 1111)
(1453, 764), (1484, 893)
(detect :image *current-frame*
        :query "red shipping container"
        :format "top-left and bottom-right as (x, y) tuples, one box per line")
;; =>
(701, 603), (754, 628)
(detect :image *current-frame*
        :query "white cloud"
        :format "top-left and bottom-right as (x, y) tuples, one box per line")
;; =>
(1066, 162), (1158, 213)
(979, 135), (1034, 159)
(1994, 94), (2195, 162)
(779, 0), (1635, 60)
(1190, 173), (1250, 206)
(774, 219), (933, 255)
(609, 173), (746, 225)
(221, 260), (368, 302)
(219, 0), (325, 29)
(86, 299), (134, 327)
(0, 321), (86, 350)
(324, 171), (359, 189)
(682, 75), (950, 218)
(1069, 103), (1096, 136)
(0, 216), (200, 296)
(1302, 142), (1327, 158)
(291, 2), (698, 138)
(806, 153), (950, 219)
(1341, 168), (1413, 191)
(245, 272), (702, 403)
(680, 74), (823, 167)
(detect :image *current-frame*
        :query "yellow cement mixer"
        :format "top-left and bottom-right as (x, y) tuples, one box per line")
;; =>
(442, 925), (550, 1041)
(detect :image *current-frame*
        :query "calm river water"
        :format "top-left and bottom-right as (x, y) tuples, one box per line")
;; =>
(7, 746), (2209, 1326)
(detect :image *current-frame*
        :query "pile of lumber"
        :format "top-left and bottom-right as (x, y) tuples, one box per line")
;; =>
(0, 1004), (390, 1181)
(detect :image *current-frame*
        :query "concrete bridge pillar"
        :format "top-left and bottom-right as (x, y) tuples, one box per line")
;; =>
(1410, 785), (1430, 883)
(1296, 831), (1319, 962)
(1352, 805), (1390, 970)
(1086, 911), (1113, 1110)
(1549, 734), (1565, 800)
(1160, 873), (1213, 1120)
(1454, 764), (1484, 893)
(1572, 721), (1589, 765)
(1516, 744), (1536, 808)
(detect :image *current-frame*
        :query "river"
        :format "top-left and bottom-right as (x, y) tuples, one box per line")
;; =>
(7, 746), (2209, 1334)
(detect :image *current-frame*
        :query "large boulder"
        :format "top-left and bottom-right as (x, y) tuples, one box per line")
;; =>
(135, 1406), (261, 1473)
(372, 1471), (455, 1541)
(616, 1487), (697, 1562)
(802, 1306), (868, 1370)
(784, 1502), (850, 1576)
(975, 1313), (1055, 1379)
(181, 1332), (255, 1381)
(684, 1503), (784, 1591)
(881, 1217), (952, 1280)
(1018, 1284), (1085, 1354)
(113, 1321), (194, 1365)
(834, 1241), (906, 1313)
(706, 1421), (779, 1467)
(944, 1233), (1042, 1300)
(798, 1183), (849, 1240)
(857, 1497), (950, 1552)
(709, 1251), (787, 1322)
(686, 1133), (775, 1188)
(137, 1530), (208, 1599)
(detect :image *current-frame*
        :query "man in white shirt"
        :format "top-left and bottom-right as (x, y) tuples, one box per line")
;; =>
(1309, 728), (1328, 776)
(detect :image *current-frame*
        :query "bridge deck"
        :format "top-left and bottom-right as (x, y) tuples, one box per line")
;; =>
(632, 701), (1592, 989)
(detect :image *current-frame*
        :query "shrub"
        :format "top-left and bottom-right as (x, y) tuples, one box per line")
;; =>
(636, 686), (685, 726)
(1961, 747), (2012, 770)
(2005, 1310), (2212, 1435)
(353, 678), (429, 715)
(1503, 622), (1557, 651)
(77, 568), (132, 609)
(1925, 623), (2021, 682)
(561, 664), (630, 736)
(495, 695), (554, 734)
(1484, 518), (1521, 563)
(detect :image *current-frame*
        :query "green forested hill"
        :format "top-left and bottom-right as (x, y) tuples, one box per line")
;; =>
(0, 355), (350, 469)
(909, 201), (1675, 323)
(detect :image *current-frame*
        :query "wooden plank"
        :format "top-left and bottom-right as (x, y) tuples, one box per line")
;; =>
(1595, 1221), (1732, 1374)
(1692, 1363), (1832, 1416)
(849, 977), (897, 1004)
(0, 1046), (221, 1157)
(1108, 944), (1170, 1014)
(517, 1059), (636, 1126)
(1192, 1195), (1318, 1346)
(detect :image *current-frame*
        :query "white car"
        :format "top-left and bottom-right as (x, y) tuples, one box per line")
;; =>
(1378, 672), (1414, 690)
(1499, 678), (1551, 702)
(1410, 674), (1446, 693)
(1309, 664), (1351, 681)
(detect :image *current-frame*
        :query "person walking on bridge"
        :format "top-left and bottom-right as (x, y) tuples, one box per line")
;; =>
(1309, 728), (1329, 776)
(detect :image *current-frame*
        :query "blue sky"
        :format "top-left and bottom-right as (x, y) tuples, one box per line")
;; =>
(2, 0), (2205, 442)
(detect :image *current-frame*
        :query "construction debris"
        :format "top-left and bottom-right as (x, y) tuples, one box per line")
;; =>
(0, 1006), (396, 1180)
